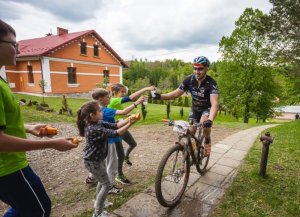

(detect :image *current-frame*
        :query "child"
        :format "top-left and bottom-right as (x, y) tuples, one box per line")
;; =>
(77, 101), (135, 217)
(86, 88), (145, 192)
(108, 84), (154, 184)
(0, 19), (78, 217)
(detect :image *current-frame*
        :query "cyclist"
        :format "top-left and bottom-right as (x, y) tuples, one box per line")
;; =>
(153, 56), (219, 156)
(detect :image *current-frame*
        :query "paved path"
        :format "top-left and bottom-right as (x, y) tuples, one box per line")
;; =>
(111, 124), (278, 217)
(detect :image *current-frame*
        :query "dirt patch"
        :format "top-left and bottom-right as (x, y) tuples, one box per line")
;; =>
(0, 123), (239, 216)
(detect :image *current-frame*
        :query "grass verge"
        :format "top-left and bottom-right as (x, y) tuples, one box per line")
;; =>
(213, 120), (300, 217)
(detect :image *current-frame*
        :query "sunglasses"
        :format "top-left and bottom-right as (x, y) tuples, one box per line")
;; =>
(0, 40), (19, 50)
(193, 67), (205, 71)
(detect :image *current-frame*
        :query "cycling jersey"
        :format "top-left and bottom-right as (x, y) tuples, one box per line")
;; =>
(178, 74), (219, 111)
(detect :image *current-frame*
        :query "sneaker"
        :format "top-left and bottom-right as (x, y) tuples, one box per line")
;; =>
(92, 211), (109, 217)
(85, 176), (97, 185)
(108, 185), (124, 194)
(104, 200), (113, 208)
(115, 174), (131, 184)
(124, 157), (132, 166)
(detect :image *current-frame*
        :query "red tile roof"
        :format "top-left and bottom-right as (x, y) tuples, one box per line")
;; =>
(17, 30), (128, 68)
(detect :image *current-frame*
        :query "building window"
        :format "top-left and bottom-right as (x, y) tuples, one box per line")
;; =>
(67, 67), (77, 84)
(94, 45), (99, 56)
(103, 69), (110, 87)
(103, 69), (109, 78)
(80, 42), (87, 55)
(27, 65), (34, 83)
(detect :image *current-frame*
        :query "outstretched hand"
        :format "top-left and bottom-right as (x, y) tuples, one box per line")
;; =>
(26, 124), (47, 137)
(50, 138), (79, 151)
(147, 86), (156, 91)
(152, 93), (161, 100)
(136, 95), (146, 105)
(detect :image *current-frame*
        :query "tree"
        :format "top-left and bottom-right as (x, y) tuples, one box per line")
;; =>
(218, 8), (278, 123)
(38, 79), (47, 105)
(267, 0), (300, 103)
(268, 0), (300, 65)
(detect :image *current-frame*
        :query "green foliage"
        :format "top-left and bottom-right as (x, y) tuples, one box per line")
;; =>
(96, 77), (110, 88)
(268, 0), (300, 65)
(38, 79), (47, 104)
(184, 96), (190, 107)
(214, 121), (300, 216)
(218, 8), (278, 123)
(123, 59), (192, 90)
(266, 1), (300, 104)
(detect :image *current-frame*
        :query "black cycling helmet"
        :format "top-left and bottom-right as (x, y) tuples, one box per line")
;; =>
(193, 56), (210, 67)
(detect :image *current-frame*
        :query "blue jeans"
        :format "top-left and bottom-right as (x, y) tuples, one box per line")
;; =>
(0, 165), (51, 217)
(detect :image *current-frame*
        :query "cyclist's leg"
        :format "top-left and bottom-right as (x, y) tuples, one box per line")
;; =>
(201, 109), (211, 155)
(123, 130), (137, 159)
(188, 108), (202, 135)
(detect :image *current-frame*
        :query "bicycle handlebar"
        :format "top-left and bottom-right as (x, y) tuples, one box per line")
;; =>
(160, 119), (202, 128)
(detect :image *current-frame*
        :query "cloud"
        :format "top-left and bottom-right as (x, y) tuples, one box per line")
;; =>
(0, 2), (22, 20)
(8, 0), (105, 22)
(2, 0), (272, 62)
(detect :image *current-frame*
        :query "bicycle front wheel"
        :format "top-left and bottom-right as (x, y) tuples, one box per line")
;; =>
(196, 142), (210, 174)
(155, 144), (190, 207)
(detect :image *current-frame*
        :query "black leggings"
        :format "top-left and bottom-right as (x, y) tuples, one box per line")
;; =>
(115, 130), (137, 176)
(123, 130), (137, 159)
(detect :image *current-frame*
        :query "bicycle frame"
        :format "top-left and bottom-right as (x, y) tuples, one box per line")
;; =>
(178, 124), (204, 167)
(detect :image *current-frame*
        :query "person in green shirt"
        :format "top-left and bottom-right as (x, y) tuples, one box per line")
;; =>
(108, 83), (154, 184)
(0, 19), (78, 217)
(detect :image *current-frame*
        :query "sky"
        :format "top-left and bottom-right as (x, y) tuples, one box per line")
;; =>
(1, 0), (272, 63)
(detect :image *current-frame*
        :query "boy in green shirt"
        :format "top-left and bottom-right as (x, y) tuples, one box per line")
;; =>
(0, 19), (78, 217)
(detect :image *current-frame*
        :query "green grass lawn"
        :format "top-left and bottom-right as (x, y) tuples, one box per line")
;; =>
(213, 120), (300, 217)
(15, 93), (268, 129)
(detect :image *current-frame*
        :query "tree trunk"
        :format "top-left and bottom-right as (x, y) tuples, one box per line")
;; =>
(243, 100), (250, 123)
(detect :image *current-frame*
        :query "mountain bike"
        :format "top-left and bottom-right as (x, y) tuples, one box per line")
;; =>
(155, 119), (210, 207)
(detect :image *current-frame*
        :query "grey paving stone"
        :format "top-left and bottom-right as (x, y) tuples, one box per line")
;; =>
(209, 164), (234, 176)
(217, 157), (241, 168)
(198, 172), (226, 187)
(209, 151), (223, 160)
(186, 182), (211, 199)
(223, 149), (247, 161)
(211, 146), (227, 154)
(214, 143), (231, 150)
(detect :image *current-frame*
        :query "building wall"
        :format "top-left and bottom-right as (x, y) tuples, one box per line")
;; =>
(5, 60), (42, 93)
(275, 113), (298, 120)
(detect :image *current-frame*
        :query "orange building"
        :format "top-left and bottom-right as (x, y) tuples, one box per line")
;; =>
(0, 27), (128, 94)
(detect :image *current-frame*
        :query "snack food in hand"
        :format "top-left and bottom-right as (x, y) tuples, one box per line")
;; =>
(40, 126), (58, 136)
(72, 137), (83, 144)
(130, 113), (141, 121)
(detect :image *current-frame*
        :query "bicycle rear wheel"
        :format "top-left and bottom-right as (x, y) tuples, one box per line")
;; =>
(155, 144), (190, 207)
(195, 140), (210, 174)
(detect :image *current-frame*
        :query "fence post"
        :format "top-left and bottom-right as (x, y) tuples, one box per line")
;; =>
(259, 132), (273, 178)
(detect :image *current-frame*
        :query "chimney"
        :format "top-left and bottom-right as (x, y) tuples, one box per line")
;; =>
(57, 27), (68, 36)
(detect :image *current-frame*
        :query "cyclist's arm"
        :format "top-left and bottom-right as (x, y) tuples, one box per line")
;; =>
(161, 88), (184, 100)
(208, 94), (219, 122)
(129, 86), (155, 101)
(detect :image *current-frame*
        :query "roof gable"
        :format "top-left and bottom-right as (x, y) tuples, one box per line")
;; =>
(17, 29), (128, 68)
